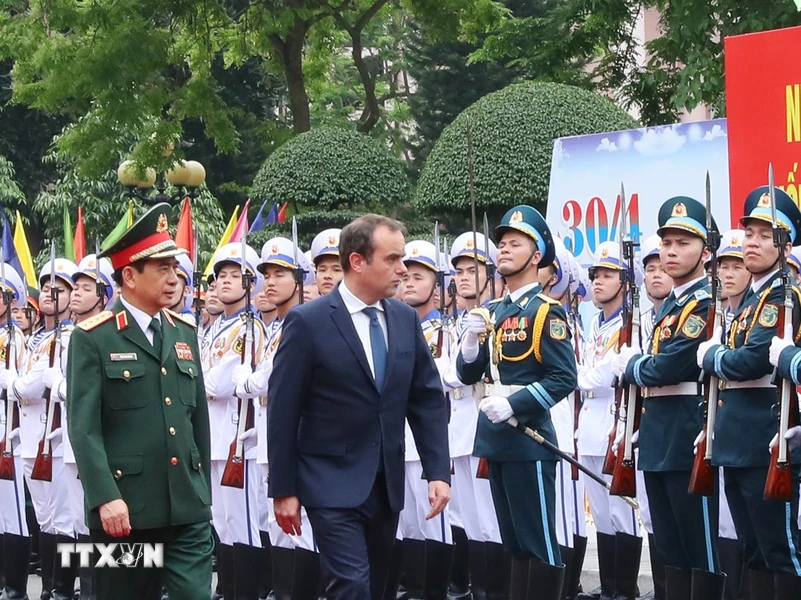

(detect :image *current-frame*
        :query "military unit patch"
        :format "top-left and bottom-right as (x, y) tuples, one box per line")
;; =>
(680, 314), (706, 339)
(758, 304), (779, 328)
(549, 319), (567, 340)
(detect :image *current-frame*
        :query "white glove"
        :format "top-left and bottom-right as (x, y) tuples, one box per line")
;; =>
(769, 426), (801, 453)
(42, 367), (63, 396)
(612, 346), (638, 378)
(769, 322), (795, 367)
(238, 428), (257, 451)
(696, 338), (721, 369)
(693, 429), (706, 455)
(6, 427), (19, 441)
(231, 364), (252, 388)
(479, 396), (514, 424)
(0, 369), (15, 392)
(45, 427), (63, 450)
(612, 429), (638, 456)
(461, 312), (489, 363)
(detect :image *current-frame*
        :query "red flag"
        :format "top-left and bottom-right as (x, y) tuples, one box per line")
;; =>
(73, 206), (86, 262)
(175, 198), (194, 255)
(277, 202), (288, 224)
(229, 199), (251, 243)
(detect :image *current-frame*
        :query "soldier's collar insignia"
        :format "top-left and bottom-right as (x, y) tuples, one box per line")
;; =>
(115, 311), (129, 331)
(510, 211), (524, 224)
(671, 203), (687, 218)
(163, 310), (176, 327)
(758, 193), (771, 208)
(156, 214), (169, 233)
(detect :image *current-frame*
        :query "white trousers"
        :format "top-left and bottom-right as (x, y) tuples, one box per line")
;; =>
(398, 460), (453, 544)
(637, 469), (652, 534)
(0, 457), (28, 536)
(719, 468), (737, 540)
(554, 458), (576, 548)
(579, 455), (640, 537)
(257, 464), (317, 551)
(64, 462), (88, 537)
(450, 455), (501, 543)
(23, 456), (72, 536)
(572, 476), (586, 538)
(210, 459), (261, 547)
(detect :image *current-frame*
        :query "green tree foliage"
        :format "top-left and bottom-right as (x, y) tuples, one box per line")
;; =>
(415, 82), (637, 228)
(0, 153), (26, 223)
(473, 1), (801, 125)
(250, 127), (411, 241)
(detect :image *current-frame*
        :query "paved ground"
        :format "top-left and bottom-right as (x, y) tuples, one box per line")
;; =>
(25, 524), (657, 597)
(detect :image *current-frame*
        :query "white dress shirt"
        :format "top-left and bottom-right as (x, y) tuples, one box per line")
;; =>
(508, 281), (540, 303)
(339, 280), (388, 378)
(751, 269), (779, 293)
(120, 295), (161, 345)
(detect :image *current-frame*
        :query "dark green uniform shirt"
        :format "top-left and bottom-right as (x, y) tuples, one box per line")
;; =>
(66, 300), (211, 531)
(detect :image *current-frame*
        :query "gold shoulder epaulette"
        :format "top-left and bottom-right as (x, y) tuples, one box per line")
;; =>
(164, 308), (197, 328)
(537, 293), (559, 305)
(77, 311), (114, 331)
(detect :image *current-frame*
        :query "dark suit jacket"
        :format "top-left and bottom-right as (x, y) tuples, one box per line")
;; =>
(267, 286), (450, 513)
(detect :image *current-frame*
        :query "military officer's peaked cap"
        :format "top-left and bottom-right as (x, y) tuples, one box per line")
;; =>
(39, 258), (78, 290)
(310, 228), (341, 265)
(258, 237), (315, 287)
(212, 242), (260, 278)
(657, 196), (717, 242)
(99, 202), (186, 270)
(740, 186), (801, 246)
(789, 246), (801, 272)
(450, 232), (497, 267)
(403, 240), (439, 272)
(592, 241), (626, 271)
(0, 263), (26, 307)
(175, 253), (194, 287)
(494, 205), (555, 267)
(717, 230), (745, 261)
(640, 234), (661, 267)
(72, 254), (114, 299)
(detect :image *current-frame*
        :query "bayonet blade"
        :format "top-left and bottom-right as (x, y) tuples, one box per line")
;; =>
(769, 163), (778, 229)
(619, 182), (627, 243)
(49, 241), (55, 292)
(291, 215), (299, 267)
(434, 222), (441, 274)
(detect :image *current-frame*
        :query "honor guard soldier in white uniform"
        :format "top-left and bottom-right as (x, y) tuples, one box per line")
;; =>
(203, 242), (266, 600)
(441, 231), (507, 600)
(576, 241), (643, 600)
(0, 263), (30, 600)
(54, 253), (114, 600)
(233, 238), (319, 600)
(458, 206), (578, 600)
(11, 257), (77, 600)
(311, 229), (344, 296)
(392, 240), (453, 600)
(167, 253), (197, 326)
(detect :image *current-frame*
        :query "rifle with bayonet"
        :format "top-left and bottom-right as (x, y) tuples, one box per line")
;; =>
(483, 213), (496, 301)
(610, 184), (643, 497)
(689, 172), (721, 496)
(603, 184), (631, 476)
(292, 216), (304, 305)
(0, 247), (18, 481)
(221, 235), (257, 489)
(32, 242), (63, 482)
(192, 225), (204, 338)
(765, 163), (799, 502)
(434, 222), (446, 359)
(566, 281), (583, 481)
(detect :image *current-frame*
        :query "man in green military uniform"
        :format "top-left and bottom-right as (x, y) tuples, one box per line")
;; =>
(66, 203), (212, 600)
(457, 205), (578, 600)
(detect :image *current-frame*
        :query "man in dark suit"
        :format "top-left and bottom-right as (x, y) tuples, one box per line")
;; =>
(267, 214), (451, 600)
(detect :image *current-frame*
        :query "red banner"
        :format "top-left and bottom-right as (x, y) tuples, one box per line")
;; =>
(725, 25), (801, 227)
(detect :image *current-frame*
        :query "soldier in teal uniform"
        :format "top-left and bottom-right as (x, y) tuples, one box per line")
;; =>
(614, 197), (724, 599)
(700, 186), (801, 599)
(457, 205), (578, 600)
(67, 203), (212, 600)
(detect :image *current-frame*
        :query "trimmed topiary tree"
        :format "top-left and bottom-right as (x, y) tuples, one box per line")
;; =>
(251, 127), (412, 244)
(415, 82), (638, 227)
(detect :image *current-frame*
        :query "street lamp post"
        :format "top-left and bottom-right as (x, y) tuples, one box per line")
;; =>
(117, 159), (207, 205)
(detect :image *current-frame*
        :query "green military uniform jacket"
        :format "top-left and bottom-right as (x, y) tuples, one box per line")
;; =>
(457, 284), (578, 462)
(66, 299), (211, 531)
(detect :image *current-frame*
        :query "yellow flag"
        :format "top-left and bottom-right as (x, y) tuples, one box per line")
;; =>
(203, 206), (240, 278)
(13, 211), (37, 290)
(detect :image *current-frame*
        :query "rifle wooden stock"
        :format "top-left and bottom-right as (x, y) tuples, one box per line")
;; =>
(221, 429), (245, 489)
(475, 457), (489, 480)
(764, 290), (798, 502)
(0, 330), (15, 481)
(32, 335), (60, 482)
(602, 387), (622, 476)
(222, 323), (256, 489)
(0, 439), (13, 480)
(610, 387), (642, 497)
(571, 388), (581, 481)
(688, 431), (715, 496)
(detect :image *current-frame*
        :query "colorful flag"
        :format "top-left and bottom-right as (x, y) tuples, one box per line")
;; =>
(249, 200), (271, 233)
(102, 201), (135, 250)
(12, 211), (36, 289)
(277, 202), (288, 224)
(1, 211), (25, 287)
(73, 206), (86, 262)
(229, 199), (251, 243)
(203, 206), (240, 278)
(63, 206), (75, 262)
(266, 203), (279, 225)
(175, 198), (194, 254)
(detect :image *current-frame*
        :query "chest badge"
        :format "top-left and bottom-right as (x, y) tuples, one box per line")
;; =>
(500, 316), (528, 343)
(175, 342), (194, 361)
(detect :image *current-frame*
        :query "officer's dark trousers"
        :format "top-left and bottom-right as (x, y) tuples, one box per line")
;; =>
(723, 465), (801, 575)
(644, 470), (720, 572)
(306, 470), (399, 600)
(90, 520), (213, 600)
(487, 459), (561, 566)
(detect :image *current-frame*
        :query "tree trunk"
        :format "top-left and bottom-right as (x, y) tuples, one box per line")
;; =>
(272, 19), (311, 134)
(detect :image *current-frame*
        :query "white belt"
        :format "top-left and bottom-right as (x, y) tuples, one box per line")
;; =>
(719, 375), (775, 390)
(484, 383), (525, 397)
(451, 383), (485, 401)
(642, 382), (699, 398)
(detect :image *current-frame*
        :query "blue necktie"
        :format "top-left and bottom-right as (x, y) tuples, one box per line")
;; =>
(363, 307), (387, 388)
